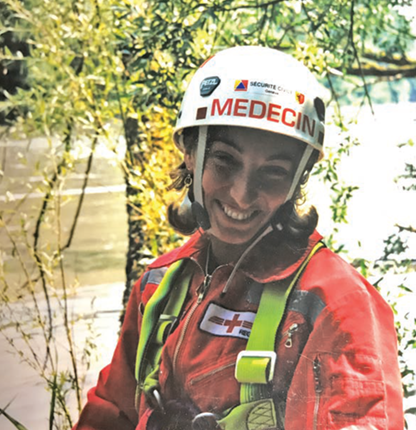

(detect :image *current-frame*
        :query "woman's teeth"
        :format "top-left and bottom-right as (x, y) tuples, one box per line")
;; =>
(222, 204), (255, 221)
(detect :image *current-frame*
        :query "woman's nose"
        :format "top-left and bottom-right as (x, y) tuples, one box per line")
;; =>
(229, 172), (257, 208)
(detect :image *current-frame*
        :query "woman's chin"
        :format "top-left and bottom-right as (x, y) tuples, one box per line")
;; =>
(208, 223), (268, 247)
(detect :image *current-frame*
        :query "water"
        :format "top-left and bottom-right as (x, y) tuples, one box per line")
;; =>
(0, 135), (128, 293)
(0, 134), (128, 429)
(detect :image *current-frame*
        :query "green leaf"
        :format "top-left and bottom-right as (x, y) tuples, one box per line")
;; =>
(49, 372), (57, 430)
(398, 284), (413, 293)
(0, 407), (30, 430)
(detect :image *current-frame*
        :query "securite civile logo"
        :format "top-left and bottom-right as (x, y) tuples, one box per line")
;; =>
(234, 80), (249, 91)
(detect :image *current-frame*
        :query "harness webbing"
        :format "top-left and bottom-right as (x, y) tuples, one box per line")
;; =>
(135, 260), (191, 388)
(134, 241), (325, 425)
(236, 241), (325, 404)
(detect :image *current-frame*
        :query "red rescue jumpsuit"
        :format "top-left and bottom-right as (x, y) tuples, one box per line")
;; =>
(73, 230), (404, 430)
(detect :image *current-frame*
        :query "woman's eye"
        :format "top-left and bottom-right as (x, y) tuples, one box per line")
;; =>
(261, 166), (289, 179)
(211, 151), (238, 167)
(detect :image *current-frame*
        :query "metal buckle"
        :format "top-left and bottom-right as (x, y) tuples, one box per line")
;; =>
(150, 388), (165, 413)
(235, 350), (277, 382)
(192, 412), (220, 430)
(156, 314), (178, 344)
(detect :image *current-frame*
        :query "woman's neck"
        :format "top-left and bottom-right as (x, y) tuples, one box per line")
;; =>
(209, 235), (253, 267)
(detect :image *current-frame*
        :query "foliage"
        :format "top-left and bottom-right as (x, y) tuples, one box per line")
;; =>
(0, 0), (415, 428)
(1, 0), (125, 428)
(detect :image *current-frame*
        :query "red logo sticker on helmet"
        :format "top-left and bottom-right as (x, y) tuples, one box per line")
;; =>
(295, 92), (305, 104)
(234, 80), (248, 91)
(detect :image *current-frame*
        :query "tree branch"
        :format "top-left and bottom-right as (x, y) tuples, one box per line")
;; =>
(32, 119), (74, 369)
(326, 73), (344, 126)
(348, 0), (374, 114)
(61, 136), (97, 251)
(55, 190), (82, 414)
(218, 0), (286, 12)
(346, 65), (416, 78)
(362, 52), (415, 67)
(396, 224), (416, 234)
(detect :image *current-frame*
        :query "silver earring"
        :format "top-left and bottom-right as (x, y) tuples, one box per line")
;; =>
(184, 173), (193, 188)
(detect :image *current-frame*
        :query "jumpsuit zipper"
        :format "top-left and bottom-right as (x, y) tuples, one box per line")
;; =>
(172, 264), (219, 373)
(283, 323), (299, 348)
(313, 356), (322, 430)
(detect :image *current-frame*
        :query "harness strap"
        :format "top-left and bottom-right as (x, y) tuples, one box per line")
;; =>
(135, 259), (192, 405)
(134, 241), (325, 423)
(236, 241), (325, 404)
(217, 398), (277, 430)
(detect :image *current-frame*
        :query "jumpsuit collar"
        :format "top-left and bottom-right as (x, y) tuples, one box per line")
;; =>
(148, 230), (323, 284)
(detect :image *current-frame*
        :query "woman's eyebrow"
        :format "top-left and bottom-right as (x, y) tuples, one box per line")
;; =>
(212, 138), (296, 162)
(211, 138), (242, 153)
(266, 153), (294, 162)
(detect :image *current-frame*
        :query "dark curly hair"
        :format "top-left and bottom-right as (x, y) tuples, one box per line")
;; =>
(167, 126), (319, 249)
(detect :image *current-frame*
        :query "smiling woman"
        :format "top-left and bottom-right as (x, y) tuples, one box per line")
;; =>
(74, 46), (404, 430)
(168, 125), (318, 258)
(183, 126), (312, 257)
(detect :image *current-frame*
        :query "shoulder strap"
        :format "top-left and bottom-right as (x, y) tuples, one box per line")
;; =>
(236, 241), (325, 404)
(134, 259), (192, 388)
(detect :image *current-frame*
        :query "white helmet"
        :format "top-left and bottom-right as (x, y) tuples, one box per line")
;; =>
(173, 46), (325, 231)
(174, 46), (325, 154)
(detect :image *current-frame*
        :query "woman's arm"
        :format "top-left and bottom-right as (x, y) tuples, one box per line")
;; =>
(73, 278), (144, 430)
(286, 265), (404, 430)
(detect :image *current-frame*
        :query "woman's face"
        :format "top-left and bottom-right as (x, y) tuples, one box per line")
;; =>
(185, 126), (305, 245)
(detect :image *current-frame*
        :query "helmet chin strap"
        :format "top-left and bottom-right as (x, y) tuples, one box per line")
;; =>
(285, 145), (313, 204)
(191, 126), (211, 230)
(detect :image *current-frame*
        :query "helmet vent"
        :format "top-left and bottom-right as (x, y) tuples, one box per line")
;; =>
(314, 97), (325, 122)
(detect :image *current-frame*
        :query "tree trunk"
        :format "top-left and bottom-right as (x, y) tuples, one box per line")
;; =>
(122, 117), (145, 318)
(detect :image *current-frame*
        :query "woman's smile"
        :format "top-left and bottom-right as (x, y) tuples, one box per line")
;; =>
(218, 201), (259, 222)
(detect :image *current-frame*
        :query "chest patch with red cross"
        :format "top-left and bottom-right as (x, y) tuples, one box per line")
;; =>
(199, 303), (256, 339)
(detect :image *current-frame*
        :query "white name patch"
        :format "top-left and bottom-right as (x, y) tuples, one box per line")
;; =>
(199, 303), (256, 339)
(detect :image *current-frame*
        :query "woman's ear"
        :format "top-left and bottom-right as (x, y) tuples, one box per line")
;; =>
(184, 151), (195, 173)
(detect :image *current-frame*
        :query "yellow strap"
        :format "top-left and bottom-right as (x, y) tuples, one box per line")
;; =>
(237, 242), (324, 403)
(217, 399), (277, 430)
(134, 260), (192, 408)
